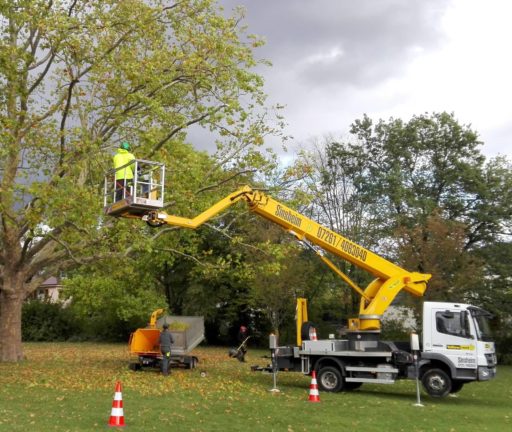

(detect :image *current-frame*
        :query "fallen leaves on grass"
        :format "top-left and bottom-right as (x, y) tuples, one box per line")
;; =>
(0, 343), (301, 402)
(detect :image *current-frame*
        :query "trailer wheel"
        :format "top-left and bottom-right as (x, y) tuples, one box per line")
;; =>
(186, 356), (198, 369)
(128, 362), (141, 371)
(421, 368), (451, 398)
(317, 366), (344, 392)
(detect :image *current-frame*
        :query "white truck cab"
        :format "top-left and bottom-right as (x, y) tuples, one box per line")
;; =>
(420, 301), (497, 396)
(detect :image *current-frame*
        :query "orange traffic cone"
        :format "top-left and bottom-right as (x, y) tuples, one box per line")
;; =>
(108, 381), (125, 427)
(308, 371), (320, 402)
(309, 327), (318, 341)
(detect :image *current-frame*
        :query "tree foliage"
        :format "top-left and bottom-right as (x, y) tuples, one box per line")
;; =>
(296, 112), (512, 326)
(293, 139), (382, 317)
(349, 112), (512, 246)
(0, 0), (283, 361)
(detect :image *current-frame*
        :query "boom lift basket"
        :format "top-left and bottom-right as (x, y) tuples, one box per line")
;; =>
(104, 159), (165, 217)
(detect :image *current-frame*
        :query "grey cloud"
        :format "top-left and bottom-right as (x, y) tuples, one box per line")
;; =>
(219, 0), (450, 88)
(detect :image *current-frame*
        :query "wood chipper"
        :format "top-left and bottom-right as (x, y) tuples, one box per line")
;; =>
(128, 309), (204, 371)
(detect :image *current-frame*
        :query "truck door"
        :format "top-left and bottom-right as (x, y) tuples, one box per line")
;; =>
(429, 307), (478, 371)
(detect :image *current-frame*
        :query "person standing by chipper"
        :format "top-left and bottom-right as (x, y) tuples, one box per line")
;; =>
(159, 323), (174, 376)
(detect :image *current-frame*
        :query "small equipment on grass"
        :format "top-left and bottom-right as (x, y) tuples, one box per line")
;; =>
(228, 336), (251, 362)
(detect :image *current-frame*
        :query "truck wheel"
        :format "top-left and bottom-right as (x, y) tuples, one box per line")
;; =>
(450, 380), (464, 394)
(421, 368), (451, 398)
(317, 366), (344, 392)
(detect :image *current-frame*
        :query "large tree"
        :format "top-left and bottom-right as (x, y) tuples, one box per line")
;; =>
(348, 112), (512, 245)
(340, 113), (511, 311)
(294, 139), (383, 316)
(295, 113), (512, 324)
(0, 0), (282, 361)
(349, 113), (512, 291)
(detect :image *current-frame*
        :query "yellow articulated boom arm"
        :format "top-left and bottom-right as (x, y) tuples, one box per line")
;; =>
(142, 186), (431, 331)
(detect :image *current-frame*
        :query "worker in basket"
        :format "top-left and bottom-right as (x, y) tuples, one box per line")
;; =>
(113, 141), (135, 201)
(228, 325), (250, 362)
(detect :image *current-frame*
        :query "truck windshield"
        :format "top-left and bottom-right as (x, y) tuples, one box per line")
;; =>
(469, 308), (494, 342)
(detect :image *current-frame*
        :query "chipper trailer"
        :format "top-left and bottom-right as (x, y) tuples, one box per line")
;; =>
(105, 159), (497, 397)
(128, 309), (204, 371)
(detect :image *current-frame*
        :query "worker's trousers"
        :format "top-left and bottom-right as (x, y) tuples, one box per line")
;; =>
(115, 179), (132, 201)
(161, 351), (171, 376)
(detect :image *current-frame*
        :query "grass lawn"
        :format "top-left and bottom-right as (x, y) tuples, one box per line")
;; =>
(0, 343), (510, 431)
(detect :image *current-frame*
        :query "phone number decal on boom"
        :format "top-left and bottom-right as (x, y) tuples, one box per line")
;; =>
(340, 239), (368, 262)
(316, 227), (368, 262)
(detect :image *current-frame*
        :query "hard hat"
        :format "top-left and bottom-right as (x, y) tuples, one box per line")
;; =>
(120, 141), (130, 151)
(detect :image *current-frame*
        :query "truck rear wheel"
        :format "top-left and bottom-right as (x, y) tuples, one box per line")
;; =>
(317, 366), (344, 392)
(421, 368), (451, 398)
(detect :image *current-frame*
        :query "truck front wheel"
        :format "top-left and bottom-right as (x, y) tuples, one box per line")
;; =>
(450, 380), (464, 394)
(317, 366), (344, 392)
(421, 368), (451, 398)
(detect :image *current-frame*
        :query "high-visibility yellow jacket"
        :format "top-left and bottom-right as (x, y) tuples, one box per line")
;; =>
(113, 149), (135, 180)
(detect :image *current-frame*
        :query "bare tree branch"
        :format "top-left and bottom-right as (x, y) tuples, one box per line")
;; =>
(195, 169), (257, 194)
(147, 105), (226, 158)
(204, 223), (268, 255)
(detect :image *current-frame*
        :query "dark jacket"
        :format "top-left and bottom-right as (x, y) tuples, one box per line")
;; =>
(159, 329), (174, 352)
(237, 327), (248, 344)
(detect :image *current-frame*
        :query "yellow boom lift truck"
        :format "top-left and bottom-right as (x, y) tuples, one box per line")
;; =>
(104, 160), (497, 397)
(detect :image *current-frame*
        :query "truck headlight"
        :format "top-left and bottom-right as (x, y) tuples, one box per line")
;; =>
(478, 367), (494, 380)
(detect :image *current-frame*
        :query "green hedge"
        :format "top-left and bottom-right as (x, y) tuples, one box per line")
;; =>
(22, 300), (147, 342)
(22, 301), (78, 342)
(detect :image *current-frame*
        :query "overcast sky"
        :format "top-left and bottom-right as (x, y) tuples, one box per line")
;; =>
(206, 0), (512, 160)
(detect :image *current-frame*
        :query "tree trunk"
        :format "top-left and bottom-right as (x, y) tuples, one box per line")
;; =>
(0, 290), (24, 362)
